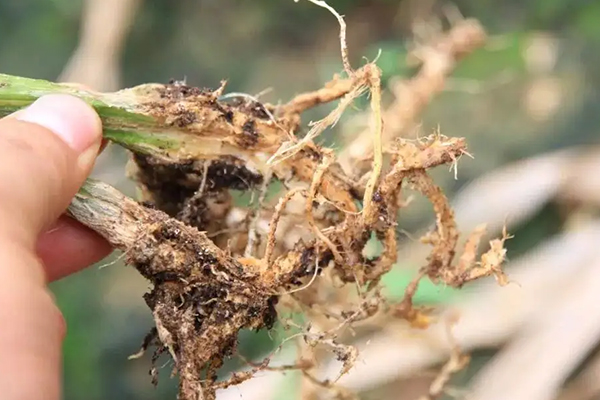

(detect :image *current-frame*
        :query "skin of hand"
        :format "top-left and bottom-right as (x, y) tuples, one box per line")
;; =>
(0, 95), (113, 400)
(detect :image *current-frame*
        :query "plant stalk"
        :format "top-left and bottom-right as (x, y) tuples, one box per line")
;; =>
(1, 72), (359, 217)
(0, 73), (215, 161)
(67, 179), (144, 249)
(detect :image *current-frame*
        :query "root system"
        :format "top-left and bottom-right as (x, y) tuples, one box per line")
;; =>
(2, 6), (509, 400)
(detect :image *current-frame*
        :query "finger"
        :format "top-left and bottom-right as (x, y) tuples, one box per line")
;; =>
(0, 95), (103, 400)
(5, 111), (109, 154)
(0, 242), (65, 400)
(7, 101), (111, 280)
(0, 94), (102, 245)
(36, 216), (113, 282)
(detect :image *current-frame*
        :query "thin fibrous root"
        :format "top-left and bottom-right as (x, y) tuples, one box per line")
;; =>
(338, 18), (487, 176)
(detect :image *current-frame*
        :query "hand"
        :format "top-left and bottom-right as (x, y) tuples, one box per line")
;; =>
(0, 95), (112, 400)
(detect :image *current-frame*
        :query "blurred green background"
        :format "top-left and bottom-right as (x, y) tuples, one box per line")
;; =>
(1, 0), (599, 399)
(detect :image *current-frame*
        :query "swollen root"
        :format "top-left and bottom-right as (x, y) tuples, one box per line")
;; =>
(69, 180), (278, 400)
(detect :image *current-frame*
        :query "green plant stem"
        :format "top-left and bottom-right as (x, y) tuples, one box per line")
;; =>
(0, 73), (185, 157)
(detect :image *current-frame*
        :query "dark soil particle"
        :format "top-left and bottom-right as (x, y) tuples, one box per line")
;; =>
(287, 246), (330, 285)
(300, 247), (312, 267)
(143, 291), (157, 309)
(152, 271), (181, 283)
(372, 189), (383, 203)
(223, 110), (234, 123)
(335, 349), (349, 362)
(133, 154), (198, 215)
(247, 101), (270, 120)
(301, 147), (323, 162)
(223, 98), (271, 121)
(133, 154), (262, 216)
(263, 297), (279, 330)
(210, 101), (235, 124)
(173, 108), (197, 127)
(140, 201), (157, 209)
(349, 187), (362, 200)
(352, 230), (372, 253)
(207, 157), (263, 191)
(162, 80), (212, 99)
(177, 190), (230, 232)
(240, 120), (259, 147)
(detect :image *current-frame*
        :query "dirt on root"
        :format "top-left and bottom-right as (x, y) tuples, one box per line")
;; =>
(121, 203), (282, 400)
(96, 16), (508, 400)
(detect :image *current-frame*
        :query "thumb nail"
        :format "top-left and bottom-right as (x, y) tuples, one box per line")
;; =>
(16, 94), (102, 154)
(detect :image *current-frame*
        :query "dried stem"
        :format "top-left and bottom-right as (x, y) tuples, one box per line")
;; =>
(361, 65), (383, 218)
(67, 179), (144, 248)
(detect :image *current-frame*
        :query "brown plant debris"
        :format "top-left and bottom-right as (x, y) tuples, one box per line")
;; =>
(67, 7), (507, 400)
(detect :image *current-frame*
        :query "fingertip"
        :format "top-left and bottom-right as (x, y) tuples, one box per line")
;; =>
(0, 96), (103, 238)
(16, 94), (102, 154)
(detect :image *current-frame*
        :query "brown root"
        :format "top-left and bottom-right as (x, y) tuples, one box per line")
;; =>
(70, 181), (278, 400)
(67, 9), (507, 400)
(338, 18), (487, 177)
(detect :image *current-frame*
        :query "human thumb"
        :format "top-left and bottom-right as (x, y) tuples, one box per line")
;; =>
(0, 94), (102, 245)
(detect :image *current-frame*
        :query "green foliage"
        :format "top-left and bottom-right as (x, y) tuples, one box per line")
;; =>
(573, 1), (600, 40)
(453, 32), (527, 79)
(52, 269), (104, 399)
(381, 266), (457, 304)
